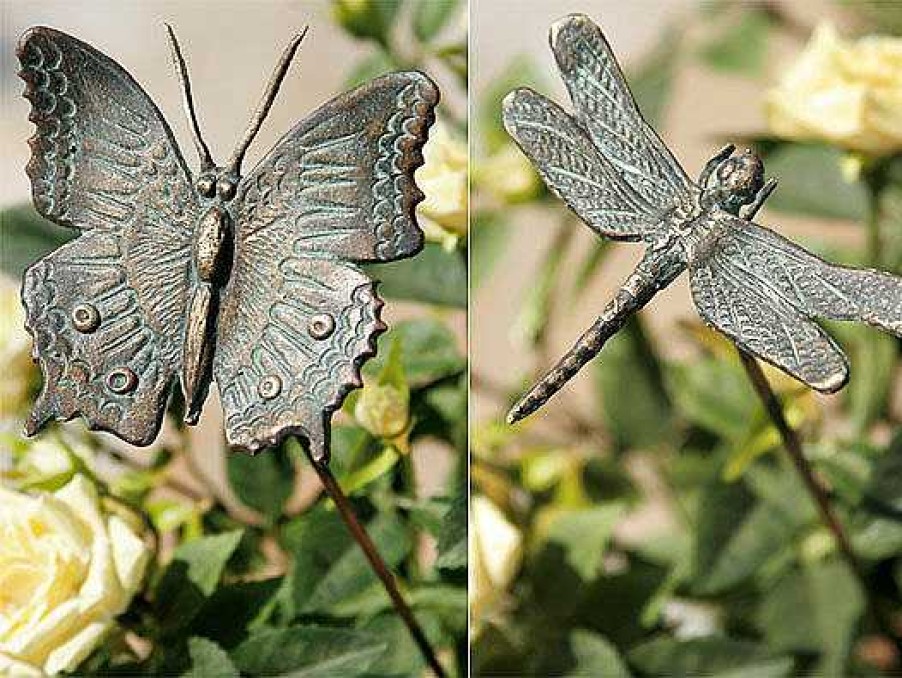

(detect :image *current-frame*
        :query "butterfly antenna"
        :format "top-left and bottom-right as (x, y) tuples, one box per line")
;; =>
(165, 23), (215, 171)
(227, 27), (308, 175)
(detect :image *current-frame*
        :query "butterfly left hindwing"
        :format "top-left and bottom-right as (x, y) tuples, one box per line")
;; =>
(214, 72), (439, 460)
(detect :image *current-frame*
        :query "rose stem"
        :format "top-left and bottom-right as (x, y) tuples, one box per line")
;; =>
(303, 445), (447, 678)
(737, 350), (902, 653)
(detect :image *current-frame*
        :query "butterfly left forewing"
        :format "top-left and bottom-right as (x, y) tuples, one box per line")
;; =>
(214, 71), (438, 459)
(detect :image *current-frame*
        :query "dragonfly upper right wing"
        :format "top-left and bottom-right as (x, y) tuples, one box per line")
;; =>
(549, 14), (693, 209)
(690, 213), (902, 392)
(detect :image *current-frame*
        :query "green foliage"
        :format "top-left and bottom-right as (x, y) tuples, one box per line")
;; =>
(365, 243), (467, 308)
(699, 7), (773, 77)
(0, 205), (73, 278)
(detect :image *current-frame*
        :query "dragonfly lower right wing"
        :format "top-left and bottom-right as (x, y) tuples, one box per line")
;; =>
(690, 213), (902, 393)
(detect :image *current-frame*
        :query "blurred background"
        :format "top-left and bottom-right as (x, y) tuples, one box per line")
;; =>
(472, 0), (902, 675)
(1, 1), (466, 676)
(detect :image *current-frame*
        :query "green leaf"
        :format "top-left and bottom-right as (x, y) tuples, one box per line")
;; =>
(436, 491), (467, 569)
(227, 445), (294, 521)
(183, 637), (239, 678)
(763, 144), (868, 221)
(155, 530), (244, 632)
(189, 578), (282, 649)
(366, 319), (465, 388)
(301, 512), (412, 614)
(470, 211), (511, 289)
(546, 504), (625, 581)
(332, 0), (402, 46)
(364, 243), (466, 307)
(278, 506), (353, 620)
(230, 626), (386, 676)
(565, 630), (631, 678)
(413, 0), (459, 42)
(668, 355), (757, 443)
(358, 612), (446, 677)
(594, 318), (673, 451)
(628, 636), (791, 676)
(862, 431), (902, 518)
(694, 477), (795, 593)
(700, 8), (772, 77)
(756, 559), (864, 676)
(842, 326), (898, 434)
(0, 205), (72, 277)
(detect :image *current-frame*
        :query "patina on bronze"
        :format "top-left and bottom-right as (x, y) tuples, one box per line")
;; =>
(17, 25), (438, 463)
(504, 14), (902, 424)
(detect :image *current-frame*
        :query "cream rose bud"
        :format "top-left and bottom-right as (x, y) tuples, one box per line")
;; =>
(470, 496), (522, 634)
(0, 276), (35, 420)
(0, 476), (150, 675)
(767, 23), (902, 154)
(417, 122), (468, 237)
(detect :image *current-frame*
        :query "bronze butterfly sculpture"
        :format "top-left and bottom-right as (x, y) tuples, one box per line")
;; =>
(17, 25), (438, 462)
(504, 15), (902, 423)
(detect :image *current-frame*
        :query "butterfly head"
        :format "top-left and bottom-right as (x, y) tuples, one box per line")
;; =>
(706, 149), (764, 212)
(195, 170), (238, 202)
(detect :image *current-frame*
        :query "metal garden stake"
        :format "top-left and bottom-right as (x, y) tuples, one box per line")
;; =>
(503, 14), (902, 425)
(18, 25), (445, 676)
(503, 13), (902, 647)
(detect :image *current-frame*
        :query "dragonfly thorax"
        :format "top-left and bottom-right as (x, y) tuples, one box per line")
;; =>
(702, 149), (764, 213)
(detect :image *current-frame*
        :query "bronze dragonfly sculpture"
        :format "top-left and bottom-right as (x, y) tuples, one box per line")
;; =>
(17, 26), (438, 462)
(504, 14), (902, 424)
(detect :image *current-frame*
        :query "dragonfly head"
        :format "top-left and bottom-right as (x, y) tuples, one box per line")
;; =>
(705, 149), (765, 212)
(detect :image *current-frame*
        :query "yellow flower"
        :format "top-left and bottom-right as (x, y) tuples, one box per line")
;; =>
(0, 277), (34, 421)
(767, 23), (902, 154)
(470, 496), (522, 634)
(0, 475), (150, 675)
(478, 143), (542, 203)
(417, 122), (468, 242)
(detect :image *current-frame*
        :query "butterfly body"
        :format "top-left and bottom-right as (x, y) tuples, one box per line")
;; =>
(504, 14), (902, 423)
(18, 26), (438, 459)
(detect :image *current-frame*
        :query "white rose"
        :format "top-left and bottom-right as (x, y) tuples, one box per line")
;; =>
(0, 475), (150, 675)
(767, 23), (902, 154)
